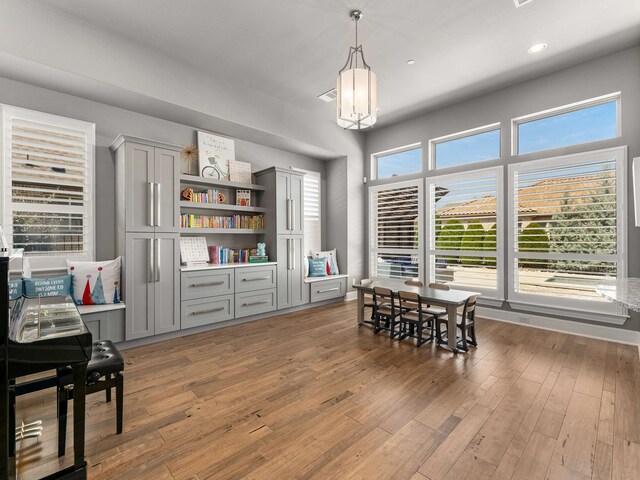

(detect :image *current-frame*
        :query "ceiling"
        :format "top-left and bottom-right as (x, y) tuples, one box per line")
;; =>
(37, 0), (640, 128)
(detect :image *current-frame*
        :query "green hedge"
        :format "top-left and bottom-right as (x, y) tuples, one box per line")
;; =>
(483, 224), (497, 267)
(436, 220), (464, 263)
(461, 221), (486, 266)
(519, 222), (550, 269)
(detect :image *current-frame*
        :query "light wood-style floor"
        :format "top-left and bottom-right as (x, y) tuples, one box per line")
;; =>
(16, 301), (640, 480)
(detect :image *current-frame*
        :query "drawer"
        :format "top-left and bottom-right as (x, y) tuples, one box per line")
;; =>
(181, 295), (234, 329)
(310, 277), (347, 303)
(181, 269), (234, 300)
(234, 265), (277, 293)
(235, 289), (276, 318)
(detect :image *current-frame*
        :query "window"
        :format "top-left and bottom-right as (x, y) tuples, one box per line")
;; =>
(508, 147), (626, 316)
(430, 123), (500, 170)
(514, 93), (620, 155)
(294, 168), (321, 255)
(373, 144), (421, 179)
(427, 167), (503, 298)
(369, 179), (422, 280)
(1, 106), (95, 265)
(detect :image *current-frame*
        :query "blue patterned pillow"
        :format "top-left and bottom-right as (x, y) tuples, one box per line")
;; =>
(23, 275), (72, 298)
(308, 258), (328, 277)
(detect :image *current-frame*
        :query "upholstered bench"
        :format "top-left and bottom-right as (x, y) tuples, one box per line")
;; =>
(57, 340), (124, 457)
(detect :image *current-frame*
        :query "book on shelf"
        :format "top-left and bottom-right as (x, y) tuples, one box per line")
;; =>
(249, 255), (269, 263)
(182, 187), (224, 204)
(208, 246), (255, 264)
(180, 213), (264, 229)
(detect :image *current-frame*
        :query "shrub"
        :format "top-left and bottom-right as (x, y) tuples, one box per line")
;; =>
(460, 221), (486, 266)
(483, 224), (497, 267)
(519, 222), (550, 269)
(436, 220), (464, 264)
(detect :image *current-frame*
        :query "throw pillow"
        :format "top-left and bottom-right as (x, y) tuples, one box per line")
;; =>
(308, 258), (328, 277)
(23, 275), (72, 298)
(67, 257), (122, 305)
(311, 248), (339, 275)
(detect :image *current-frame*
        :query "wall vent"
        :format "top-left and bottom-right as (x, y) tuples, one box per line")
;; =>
(318, 88), (337, 102)
(514, 0), (534, 7)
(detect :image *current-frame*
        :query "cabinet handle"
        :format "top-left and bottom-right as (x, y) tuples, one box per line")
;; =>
(242, 299), (270, 307)
(287, 238), (291, 270)
(154, 182), (161, 226)
(190, 281), (225, 287)
(317, 287), (340, 293)
(148, 182), (155, 227)
(191, 306), (225, 315)
(242, 276), (271, 282)
(286, 199), (292, 231)
(291, 239), (296, 271)
(148, 238), (154, 283)
(155, 238), (160, 283)
(291, 199), (296, 231)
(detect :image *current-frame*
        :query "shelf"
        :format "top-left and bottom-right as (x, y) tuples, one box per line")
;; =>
(181, 262), (277, 272)
(180, 201), (266, 213)
(180, 228), (265, 234)
(180, 174), (265, 191)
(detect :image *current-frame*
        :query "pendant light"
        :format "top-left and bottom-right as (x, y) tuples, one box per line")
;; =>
(336, 10), (377, 130)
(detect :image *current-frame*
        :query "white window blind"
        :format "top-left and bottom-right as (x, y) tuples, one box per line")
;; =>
(301, 170), (321, 254)
(508, 147), (626, 314)
(427, 167), (503, 298)
(369, 179), (422, 280)
(1, 106), (95, 264)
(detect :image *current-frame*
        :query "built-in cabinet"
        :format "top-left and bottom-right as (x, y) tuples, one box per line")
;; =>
(112, 136), (181, 340)
(255, 168), (308, 309)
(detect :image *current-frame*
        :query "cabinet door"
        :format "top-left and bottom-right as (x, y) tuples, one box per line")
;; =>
(154, 233), (180, 334)
(125, 143), (155, 233)
(154, 148), (180, 232)
(290, 236), (309, 306)
(289, 174), (304, 236)
(276, 236), (291, 309)
(124, 233), (155, 340)
(276, 172), (290, 235)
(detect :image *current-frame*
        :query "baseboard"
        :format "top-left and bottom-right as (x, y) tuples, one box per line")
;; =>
(345, 291), (358, 302)
(477, 306), (640, 346)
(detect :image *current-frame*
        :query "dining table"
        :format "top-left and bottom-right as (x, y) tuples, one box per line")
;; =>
(352, 279), (481, 353)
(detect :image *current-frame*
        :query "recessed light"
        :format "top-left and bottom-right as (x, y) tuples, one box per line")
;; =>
(407, 59), (416, 65)
(528, 43), (547, 54)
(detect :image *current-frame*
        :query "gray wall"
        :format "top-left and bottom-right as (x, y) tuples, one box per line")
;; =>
(363, 45), (640, 331)
(0, 76), (326, 261)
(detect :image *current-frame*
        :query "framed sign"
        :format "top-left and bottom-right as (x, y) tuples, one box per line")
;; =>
(197, 131), (235, 180)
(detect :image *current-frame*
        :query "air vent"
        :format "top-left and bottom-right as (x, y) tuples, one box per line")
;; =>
(514, 0), (534, 7)
(318, 88), (337, 102)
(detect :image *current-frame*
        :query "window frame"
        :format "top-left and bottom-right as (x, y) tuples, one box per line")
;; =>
(368, 178), (424, 282)
(371, 142), (422, 181)
(0, 105), (96, 269)
(511, 92), (622, 156)
(426, 166), (505, 300)
(428, 122), (501, 171)
(507, 146), (627, 321)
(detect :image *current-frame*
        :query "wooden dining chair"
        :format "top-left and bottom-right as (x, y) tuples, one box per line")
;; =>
(404, 279), (424, 287)
(436, 294), (479, 352)
(360, 278), (376, 326)
(398, 291), (434, 347)
(373, 287), (400, 338)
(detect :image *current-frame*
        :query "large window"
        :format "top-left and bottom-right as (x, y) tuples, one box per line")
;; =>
(372, 144), (421, 179)
(427, 167), (503, 299)
(1, 106), (95, 266)
(429, 124), (500, 170)
(369, 180), (422, 280)
(508, 147), (626, 317)
(513, 93), (620, 155)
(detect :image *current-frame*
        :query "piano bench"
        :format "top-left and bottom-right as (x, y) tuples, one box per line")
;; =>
(57, 340), (124, 457)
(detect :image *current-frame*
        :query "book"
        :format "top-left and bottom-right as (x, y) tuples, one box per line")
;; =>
(249, 255), (269, 263)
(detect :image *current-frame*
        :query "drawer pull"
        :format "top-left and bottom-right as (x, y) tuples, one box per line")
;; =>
(317, 287), (340, 294)
(190, 281), (225, 287)
(242, 276), (271, 282)
(242, 299), (271, 307)
(191, 306), (225, 316)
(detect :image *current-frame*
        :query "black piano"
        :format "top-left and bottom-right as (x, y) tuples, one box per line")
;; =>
(1, 254), (92, 479)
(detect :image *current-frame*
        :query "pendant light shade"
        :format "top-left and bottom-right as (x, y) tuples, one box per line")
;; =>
(336, 10), (377, 130)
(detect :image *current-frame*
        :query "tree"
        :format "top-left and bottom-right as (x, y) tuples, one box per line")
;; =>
(483, 224), (497, 267)
(519, 222), (550, 269)
(436, 220), (464, 264)
(549, 175), (616, 273)
(460, 221), (486, 266)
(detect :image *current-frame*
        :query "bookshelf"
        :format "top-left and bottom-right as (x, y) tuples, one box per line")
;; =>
(180, 228), (265, 235)
(179, 201), (266, 213)
(180, 174), (266, 191)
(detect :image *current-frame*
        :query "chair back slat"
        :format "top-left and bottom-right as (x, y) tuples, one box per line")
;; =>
(404, 279), (424, 287)
(461, 295), (479, 324)
(428, 282), (450, 291)
(398, 290), (423, 322)
(373, 287), (395, 309)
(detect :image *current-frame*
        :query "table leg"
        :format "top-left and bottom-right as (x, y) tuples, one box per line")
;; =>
(72, 364), (87, 471)
(446, 304), (458, 353)
(357, 289), (364, 326)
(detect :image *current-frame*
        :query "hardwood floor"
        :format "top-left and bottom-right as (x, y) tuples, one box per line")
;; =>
(15, 301), (640, 479)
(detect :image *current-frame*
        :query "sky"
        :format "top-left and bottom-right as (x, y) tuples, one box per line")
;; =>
(376, 100), (617, 179)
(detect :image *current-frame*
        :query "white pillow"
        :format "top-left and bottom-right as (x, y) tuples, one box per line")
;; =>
(311, 248), (339, 275)
(66, 257), (122, 305)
